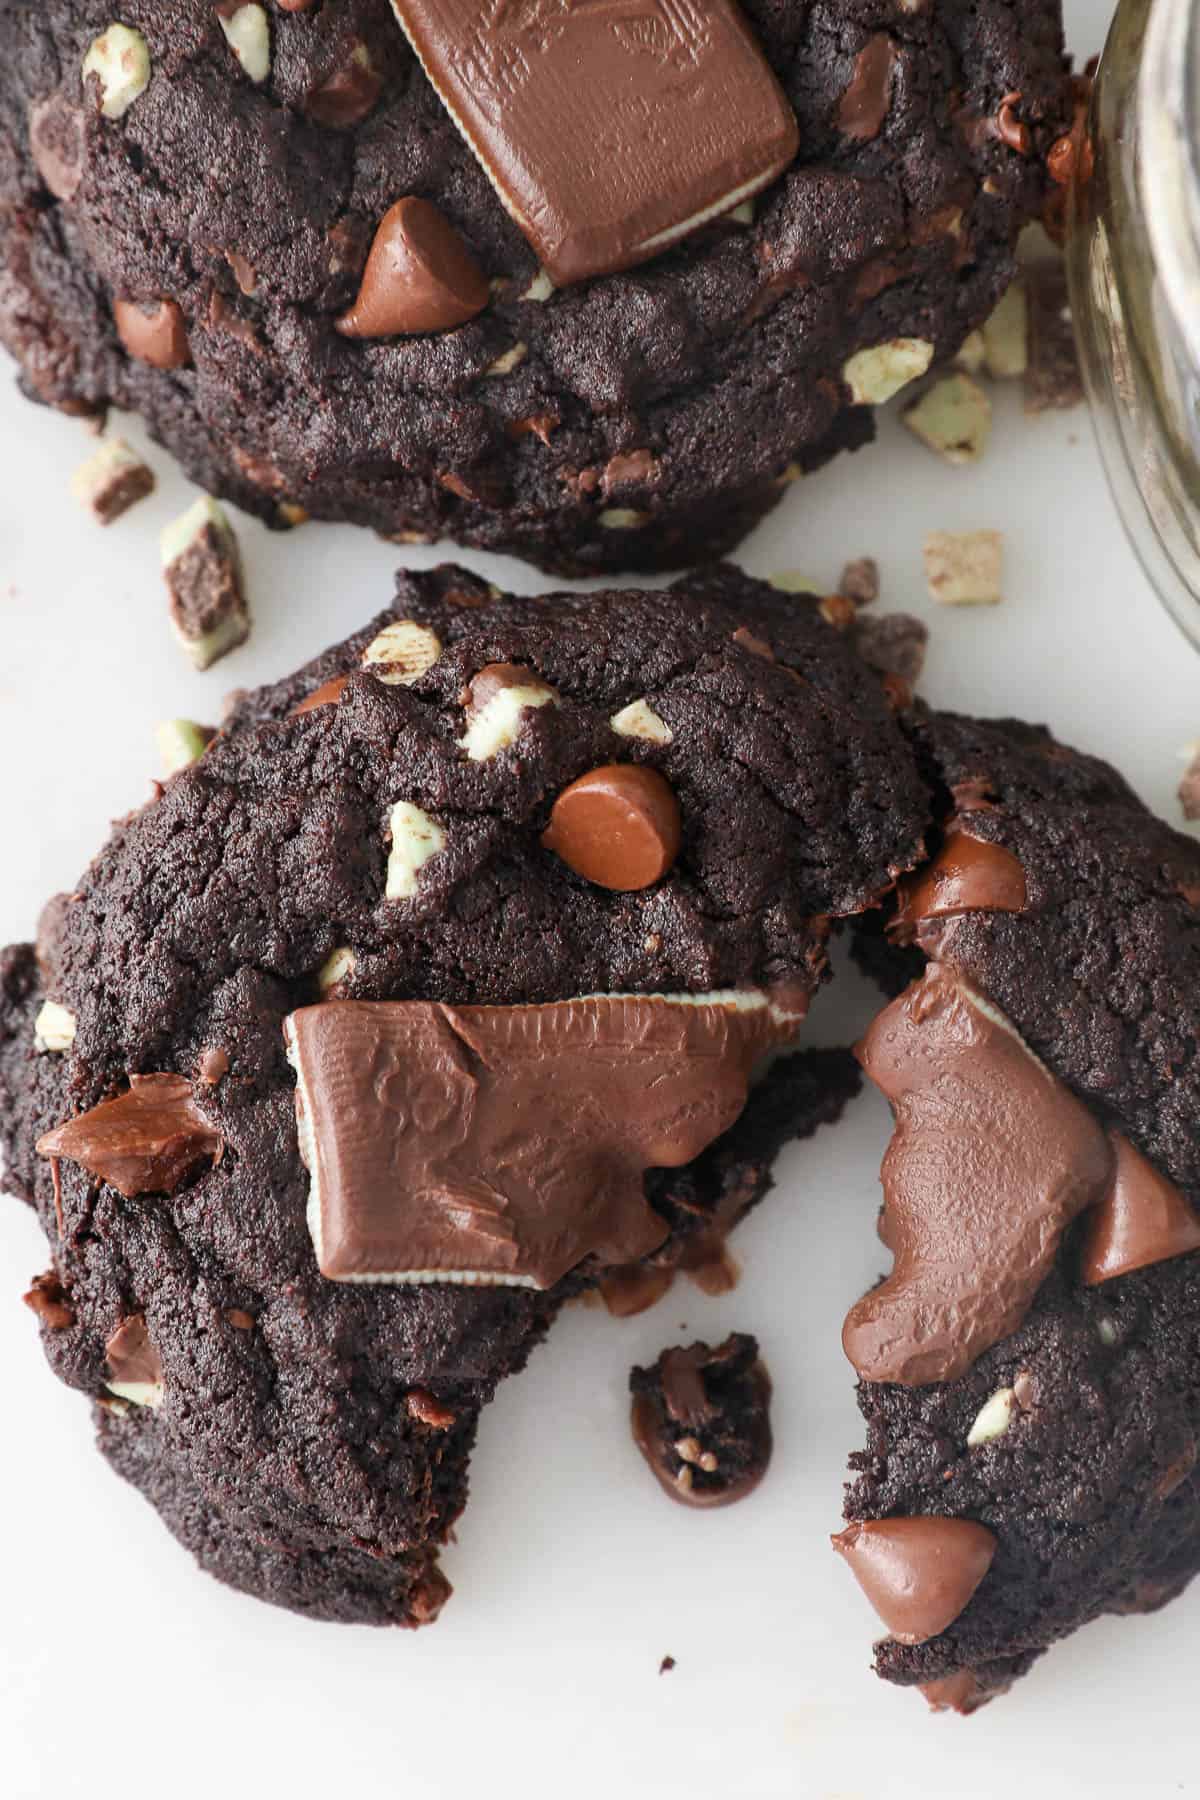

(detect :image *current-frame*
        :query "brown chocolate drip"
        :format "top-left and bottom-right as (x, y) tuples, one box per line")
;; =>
(599, 1263), (675, 1318)
(837, 34), (897, 142)
(920, 1668), (1012, 1715)
(1080, 1132), (1200, 1285)
(387, 0), (799, 285)
(285, 995), (797, 1290)
(889, 825), (1028, 945)
(845, 967), (1113, 1385)
(36, 1074), (224, 1199)
(832, 1515), (997, 1644)
(678, 1229), (740, 1295)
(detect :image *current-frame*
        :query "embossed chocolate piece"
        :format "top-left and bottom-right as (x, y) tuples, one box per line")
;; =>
(104, 1314), (164, 1407)
(832, 1516), (997, 1644)
(844, 967), (1113, 1386)
(386, 0), (799, 285)
(889, 826), (1028, 945)
(336, 197), (489, 338)
(541, 764), (681, 891)
(284, 994), (799, 1290)
(1080, 1132), (1200, 1285)
(36, 1074), (224, 1198)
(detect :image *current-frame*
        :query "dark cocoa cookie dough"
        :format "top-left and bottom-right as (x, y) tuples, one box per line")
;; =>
(842, 710), (1200, 1705)
(1, 1), (1070, 574)
(630, 1333), (773, 1508)
(0, 564), (912, 1626)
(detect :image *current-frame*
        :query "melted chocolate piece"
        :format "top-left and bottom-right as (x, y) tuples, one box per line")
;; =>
(36, 1074), (224, 1199)
(890, 826), (1028, 945)
(844, 967), (1113, 1385)
(386, 0), (799, 284)
(1080, 1132), (1200, 1285)
(285, 995), (797, 1290)
(832, 1516), (997, 1644)
(837, 34), (897, 142)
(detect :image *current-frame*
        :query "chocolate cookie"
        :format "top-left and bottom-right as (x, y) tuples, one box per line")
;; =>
(630, 1333), (773, 1508)
(1, 1), (1070, 574)
(1, 564), (921, 1624)
(838, 710), (1200, 1706)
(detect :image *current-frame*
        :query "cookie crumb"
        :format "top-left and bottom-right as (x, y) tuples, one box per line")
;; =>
(659, 1655), (676, 1675)
(853, 612), (928, 685)
(839, 557), (880, 606)
(630, 1334), (772, 1508)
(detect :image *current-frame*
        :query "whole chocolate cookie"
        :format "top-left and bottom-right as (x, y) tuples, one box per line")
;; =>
(1, 1), (1069, 574)
(0, 565), (920, 1624)
(838, 710), (1200, 1707)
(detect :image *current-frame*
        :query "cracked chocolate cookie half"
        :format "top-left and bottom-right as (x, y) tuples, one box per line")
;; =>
(838, 710), (1200, 1710)
(0, 564), (923, 1625)
(2, 0), (1069, 574)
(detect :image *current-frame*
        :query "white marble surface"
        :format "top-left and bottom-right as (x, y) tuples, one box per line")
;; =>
(6, 6), (1198, 1795)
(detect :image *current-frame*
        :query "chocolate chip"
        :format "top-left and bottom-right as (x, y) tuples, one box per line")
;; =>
(541, 764), (682, 891)
(305, 44), (382, 128)
(1080, 1132), (1200, 1286)
(407, 1389), (456, 1429)
(832, 1516), (997, 1644)
(113, 297), (190, 370)
(336, 198), (489, 339)
(23, 1270), (74, 1330)
(291, 674), (349, 716)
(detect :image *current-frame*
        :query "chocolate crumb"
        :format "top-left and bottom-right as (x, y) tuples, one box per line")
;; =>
(630, 1334), (772, 1508)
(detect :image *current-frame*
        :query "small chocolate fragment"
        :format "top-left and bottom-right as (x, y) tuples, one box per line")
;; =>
(336, 197), (488, 338)
(659, 1656), (676, 1676)
(306, 44), (382, 128)
(292, 674), (349, 716)
(630, 1334), (772, 1509)
(541, 764), (682, 892)
(844, 966), (1113, 1385)
(70, 437), (155, 525)
(199, 1046), (230, 1085)
(23, 1269), (74, 1330)
(113, 297), (190, 370)
(160, 497), (250, 670)
(104, 1314), (164, 1406)
(407, 1389), (456, 1429)
(386, 0), (799, 285)
(831, 1516), (997, 1644)
(837, 34), (897, 142)
(29, 95), (85, 201)
(224, 1307), (255, 1329)
(284, 994), (797, 1290)
(1080, 1132), (1200, 1285)
(889, 826), (1028, 945)
(36, 1073), (224, 1199)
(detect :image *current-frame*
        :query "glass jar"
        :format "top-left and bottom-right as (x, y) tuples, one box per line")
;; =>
(1069, 0), (1200, 646)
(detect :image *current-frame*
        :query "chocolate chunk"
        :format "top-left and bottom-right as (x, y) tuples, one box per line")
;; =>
(851, 612), (928, 686)
(889, 826), (1028, 944)
(160, 498), (250, 671)
(1080, 1132), (1200, 1286)
(336, 197), (489, 338)
(113, 297), (190, 370)
(36, 1074), (224, 1199)
(386, 0), (799, 285)
(541, 764), (682, 891)
(29, 94), (85, 201)
(831, 1516), (997, 1644)
(630, 1334), (772, 1509)
(844, 966), (1114, 1385)
(70, 437), (155, 525)
(284, 994), (798, 1290)
(104, 1314), (164, 1405)
(23, 1269), (74, 1330)
(292, 674), (349, 716)
(837, 34), (897, 142)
